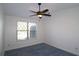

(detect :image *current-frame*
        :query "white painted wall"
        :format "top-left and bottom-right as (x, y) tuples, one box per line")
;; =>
(4, 15), (44, 50)
(0, 4), (4, 55)
(44, 6), (79, 55)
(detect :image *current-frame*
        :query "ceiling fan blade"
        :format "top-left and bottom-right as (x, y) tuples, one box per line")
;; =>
(42, 14), (51, 16)
(42, 9), (49, 13)
(30, 10), (37, 13)
(29, 14), (37, 17)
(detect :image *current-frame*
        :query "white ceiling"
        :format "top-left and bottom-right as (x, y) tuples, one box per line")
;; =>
(2, 3), (79, 18)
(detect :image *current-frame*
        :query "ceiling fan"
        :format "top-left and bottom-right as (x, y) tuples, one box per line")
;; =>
(30, 3), (51, 19)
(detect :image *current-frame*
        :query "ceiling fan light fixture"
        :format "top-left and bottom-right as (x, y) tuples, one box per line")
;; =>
(37, 15), (42, 18)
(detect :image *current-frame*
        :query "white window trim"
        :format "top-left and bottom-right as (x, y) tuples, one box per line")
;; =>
(16, 21), (37, 41)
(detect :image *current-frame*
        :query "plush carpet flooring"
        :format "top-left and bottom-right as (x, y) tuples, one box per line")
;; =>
(4, 43), (76, 56)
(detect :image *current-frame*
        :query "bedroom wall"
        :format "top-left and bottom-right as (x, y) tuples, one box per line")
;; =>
(44, 6), (79, 55)
(4, 15), (44, 50)
(0, 4), (4, 55)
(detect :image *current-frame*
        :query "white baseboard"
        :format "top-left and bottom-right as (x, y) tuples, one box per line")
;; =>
(44, 42), (78, 56)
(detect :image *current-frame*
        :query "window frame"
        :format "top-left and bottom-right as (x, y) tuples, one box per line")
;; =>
(16, 21), (37, 41)
(16, 21), (28, 40)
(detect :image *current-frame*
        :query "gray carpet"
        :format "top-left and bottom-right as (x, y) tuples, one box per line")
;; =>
(4, 43), (76, 56)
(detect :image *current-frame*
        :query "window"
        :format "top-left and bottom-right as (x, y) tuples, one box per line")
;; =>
(17, 21), (36, 40)
(28, 23), (36, 38)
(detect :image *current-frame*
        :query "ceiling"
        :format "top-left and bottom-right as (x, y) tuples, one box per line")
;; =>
(2, 3), (79, 18)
